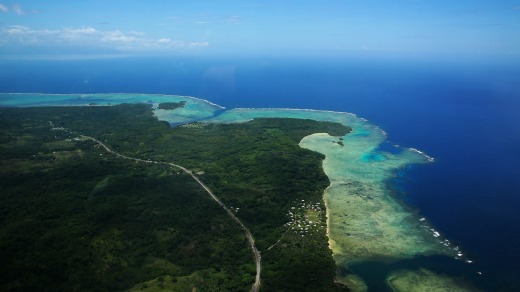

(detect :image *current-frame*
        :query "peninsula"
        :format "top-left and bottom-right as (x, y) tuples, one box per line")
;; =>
(0, 93), (472, 291)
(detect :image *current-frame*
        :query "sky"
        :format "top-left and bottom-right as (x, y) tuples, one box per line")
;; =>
(1, 0), (520, 59)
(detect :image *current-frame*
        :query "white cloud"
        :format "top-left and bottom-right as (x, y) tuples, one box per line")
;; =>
(12, 3), (24, 15)
(0, 3), (37, 15)
(2, 25), (27, 34)
(189, 41), (209, 48)
(60, 27), (97, 41)
(66, 27), (97, 34)
(0, 25), (208, 53)
(157, 38), (172, 43)
(101, 30), (139, 43)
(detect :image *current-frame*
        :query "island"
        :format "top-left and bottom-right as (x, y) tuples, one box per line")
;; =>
(0, 93), (476, 291)
(157, 101), (186, 110)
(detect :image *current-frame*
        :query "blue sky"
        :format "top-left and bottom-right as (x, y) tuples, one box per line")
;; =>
(1, 0), (519, 59)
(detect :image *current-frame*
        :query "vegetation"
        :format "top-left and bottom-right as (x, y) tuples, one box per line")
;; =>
(0, 104), (350, 291)
(157, 101), (186, 110)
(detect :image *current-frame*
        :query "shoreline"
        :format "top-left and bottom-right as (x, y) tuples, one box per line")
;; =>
(1, 92), (457, 291)
(0, 92), (226, 109)
(298, 130), (456, 291)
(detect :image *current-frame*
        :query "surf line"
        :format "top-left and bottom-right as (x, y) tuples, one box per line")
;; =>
(49, 121), (262, 292)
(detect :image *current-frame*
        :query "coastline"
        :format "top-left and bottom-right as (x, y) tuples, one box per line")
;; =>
(0, 93), (462, 291)
(0, 92), (226, 109)
(297, 130), (457, 291)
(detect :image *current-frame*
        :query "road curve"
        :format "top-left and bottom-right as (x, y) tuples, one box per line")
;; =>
(50, 123), (261, 291)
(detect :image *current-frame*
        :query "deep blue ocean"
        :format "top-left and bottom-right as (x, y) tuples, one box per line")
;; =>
(1, 55), (519, 289)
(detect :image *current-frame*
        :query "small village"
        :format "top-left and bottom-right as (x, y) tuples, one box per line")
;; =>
(178, 122), (210, 129)
(285, 199), (326, 237)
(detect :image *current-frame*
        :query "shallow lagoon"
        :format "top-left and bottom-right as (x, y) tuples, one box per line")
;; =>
(211, 108), (466, 290)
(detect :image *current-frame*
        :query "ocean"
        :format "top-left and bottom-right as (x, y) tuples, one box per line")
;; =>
(1, 55), (519, 290)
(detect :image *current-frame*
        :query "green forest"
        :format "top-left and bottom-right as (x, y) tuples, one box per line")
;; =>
(0, 104), (350, 291)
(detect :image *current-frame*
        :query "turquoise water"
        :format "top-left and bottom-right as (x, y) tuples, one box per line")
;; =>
(0, 93), (470, 290)
(3, 56), (518, 290)
(0, 93), (223, 125)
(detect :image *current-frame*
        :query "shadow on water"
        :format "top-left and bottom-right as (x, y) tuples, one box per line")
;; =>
(347, 255), (495, 291)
